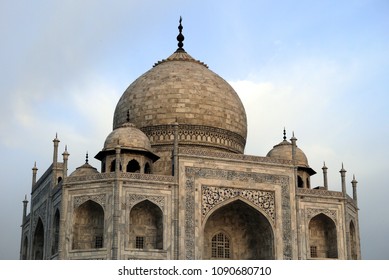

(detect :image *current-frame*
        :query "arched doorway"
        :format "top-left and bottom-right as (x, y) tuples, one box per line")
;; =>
(32, 218), (44, 260)
(308, 214), (338, 259)
(129, 200), (163, 250)
(203, 199), (274, 260)
(72, 200), (104, 250)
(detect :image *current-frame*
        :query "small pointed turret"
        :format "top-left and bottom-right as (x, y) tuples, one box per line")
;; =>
(290, 132), (297, 162)
(62, 145), (69, 179)
(53, 133), (60, 165)
(32, 162), (38, 188)
(340, 163), (347, 197)
(22, 195), (28, 224)
(351, 174), (358, 204)
(322, 161), (328, 190)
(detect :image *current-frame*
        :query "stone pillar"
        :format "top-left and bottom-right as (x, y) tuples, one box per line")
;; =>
(290, 133), (297, 163)
(322, 162), (328, 190)
(52, 134), (60, 186)
(340, 163), (347, 197)
(53, 134), (60, 166)
(32, 162), (38, 188)
(22, 195), (28, 224)
(172, 121), (179, 259)
(62, 146), (69, 179)
(351, 175), (358, 205)
(112, 146), (121, 260)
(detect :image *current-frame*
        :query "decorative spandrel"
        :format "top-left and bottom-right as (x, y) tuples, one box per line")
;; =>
(202, 186), (275, 224)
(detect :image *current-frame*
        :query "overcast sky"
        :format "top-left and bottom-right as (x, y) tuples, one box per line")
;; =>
(0, 0), (388, 260)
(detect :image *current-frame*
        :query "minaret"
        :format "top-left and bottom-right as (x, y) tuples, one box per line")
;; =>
(62, 146), (69, 179)
(32, 162), (38, 188)
(340, 163), (347, 197)
(351, 174), (358, 204)
(322, 162), (328, 190)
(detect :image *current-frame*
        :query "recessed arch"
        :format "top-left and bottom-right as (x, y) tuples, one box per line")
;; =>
(32, 218), (44, 260)
(203, 196), (275, 230)
(51, 209), (60, 255)
(308, 213), (338, 259)
(350, 220), (358, 260)
(72, 200), (104, 250)
(129, 200), (163, 250)
(203, 199), (274, 260)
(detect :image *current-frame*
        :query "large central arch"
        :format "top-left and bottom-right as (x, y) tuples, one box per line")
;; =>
(203, 199), (274, 260)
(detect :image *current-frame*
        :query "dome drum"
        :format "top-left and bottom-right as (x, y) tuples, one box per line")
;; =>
(141, 124), (246, 154)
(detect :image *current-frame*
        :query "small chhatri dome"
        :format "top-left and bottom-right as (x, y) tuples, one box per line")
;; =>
(103, 122), (152, 152)
(266, 130), (309, 167)
(69, 153), (99, 177)
(113, 17), (247, 154)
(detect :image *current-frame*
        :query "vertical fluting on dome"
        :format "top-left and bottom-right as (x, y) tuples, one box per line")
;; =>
(176, 17), (185, 52)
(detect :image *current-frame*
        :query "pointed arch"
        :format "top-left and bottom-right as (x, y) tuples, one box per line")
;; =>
(110, 159), (115, 172)
(110, 159), (122, 172)
(308, 213), (338, 259)
(127, 159), (140, 173)
(32, 218), (44, 260)
(298, 175), (304, 188)
(350, 220), (358, 260)
(51, 209), (60, 255)
(144, 162), (151, 174)
(129, 200), (163, 249)
(203, 199), (274, 260)
(72, 200), (104, 250)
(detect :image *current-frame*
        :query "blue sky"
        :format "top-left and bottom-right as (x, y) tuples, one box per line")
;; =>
(0, 0), (388, 259)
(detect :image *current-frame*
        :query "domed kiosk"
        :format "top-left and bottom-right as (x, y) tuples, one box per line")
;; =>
(267, 129), (316, 189)
(95, 119), (159, 174)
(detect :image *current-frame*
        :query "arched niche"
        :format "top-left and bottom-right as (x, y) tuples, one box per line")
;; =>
(32, 218), (44, 260)
(72, 200), (104, 250)
(129, 200), (163, 250)
(308, 213), (338, 259)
